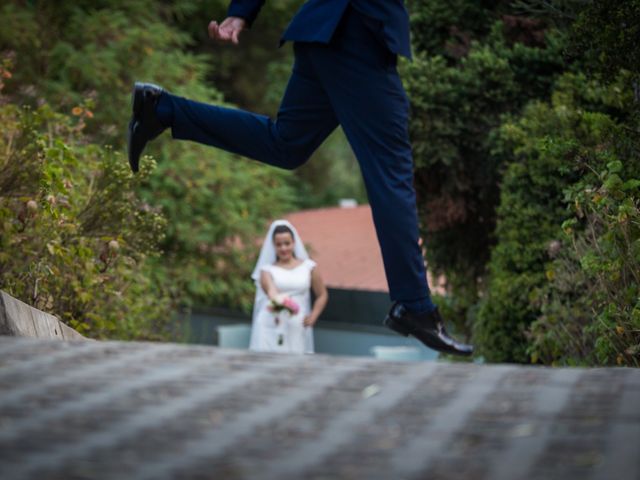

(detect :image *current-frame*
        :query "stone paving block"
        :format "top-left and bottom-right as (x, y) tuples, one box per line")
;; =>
(0, 336), (638, 480)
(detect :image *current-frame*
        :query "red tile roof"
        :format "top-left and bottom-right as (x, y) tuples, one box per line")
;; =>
(284, 205), (444, 293)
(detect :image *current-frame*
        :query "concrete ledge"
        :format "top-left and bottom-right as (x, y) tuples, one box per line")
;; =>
(0, 290), (85, 340)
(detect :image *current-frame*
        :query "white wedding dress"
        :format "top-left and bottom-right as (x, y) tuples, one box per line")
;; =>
(250, 259), (316, 354)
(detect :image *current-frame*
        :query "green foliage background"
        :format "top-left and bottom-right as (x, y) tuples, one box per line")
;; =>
(0, 0), (638, 364)
(0, 0), (299, 339)
(405, 0), (639, 365)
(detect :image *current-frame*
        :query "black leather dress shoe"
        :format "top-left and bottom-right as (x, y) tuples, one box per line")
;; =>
(127, 82), (166, 173)
(384, 302), (474, 356)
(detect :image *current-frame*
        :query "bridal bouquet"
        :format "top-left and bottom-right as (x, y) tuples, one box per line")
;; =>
(268, 295), (300, 315)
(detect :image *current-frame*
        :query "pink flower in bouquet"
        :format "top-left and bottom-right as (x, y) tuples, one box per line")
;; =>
(267, 295), (300, 315)
(282, 297), (300, 315)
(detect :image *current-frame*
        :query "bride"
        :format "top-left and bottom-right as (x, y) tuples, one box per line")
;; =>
(250, 220), (328, 353)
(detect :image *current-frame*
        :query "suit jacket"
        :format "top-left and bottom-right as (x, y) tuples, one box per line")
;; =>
(227, 0), (412, 59)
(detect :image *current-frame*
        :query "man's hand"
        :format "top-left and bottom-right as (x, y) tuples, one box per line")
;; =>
(208, 17), (246, 45)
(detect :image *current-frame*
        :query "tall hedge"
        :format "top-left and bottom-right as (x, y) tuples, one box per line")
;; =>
(403, 0), (565, 333)
(472, 0), (640, 364)
(475, 71), (639, 365)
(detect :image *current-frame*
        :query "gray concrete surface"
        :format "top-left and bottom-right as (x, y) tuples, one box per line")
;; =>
(0, 336), (638, 480)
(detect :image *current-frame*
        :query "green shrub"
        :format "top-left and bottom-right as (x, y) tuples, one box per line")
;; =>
(475, 72), (639, 363)
(530, 143), (640, 367)
(0, 99), (172, 340)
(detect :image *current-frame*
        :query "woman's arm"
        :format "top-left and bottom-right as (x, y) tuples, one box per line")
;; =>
(260, 270), (281, 301)
(304, 267), (328, 327)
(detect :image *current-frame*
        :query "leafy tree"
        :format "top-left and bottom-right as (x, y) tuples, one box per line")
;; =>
(146, 140), (296, 311)
(570, 0), (640, 83)
(405, 0), (639, 366)
(403, 0), (565, 334)
(0, 1), (298, 331)
(514, 0), (640, 82)
(0, 0), (220, 146)
(471, 0), (640, 363)
(408, 0), (507, 58)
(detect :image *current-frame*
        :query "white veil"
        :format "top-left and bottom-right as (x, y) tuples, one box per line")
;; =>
(249, 219), (314, 352)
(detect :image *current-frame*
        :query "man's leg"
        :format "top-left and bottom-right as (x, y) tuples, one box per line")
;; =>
(304, 8), (473, 356)
(305, 12), (431, 307)
(154, 46), (338, 170)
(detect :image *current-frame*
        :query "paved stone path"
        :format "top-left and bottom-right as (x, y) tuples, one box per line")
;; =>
(0, 337), (638, 480)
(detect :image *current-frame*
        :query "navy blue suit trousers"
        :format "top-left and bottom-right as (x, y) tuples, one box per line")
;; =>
(158, 7), (430, 301)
